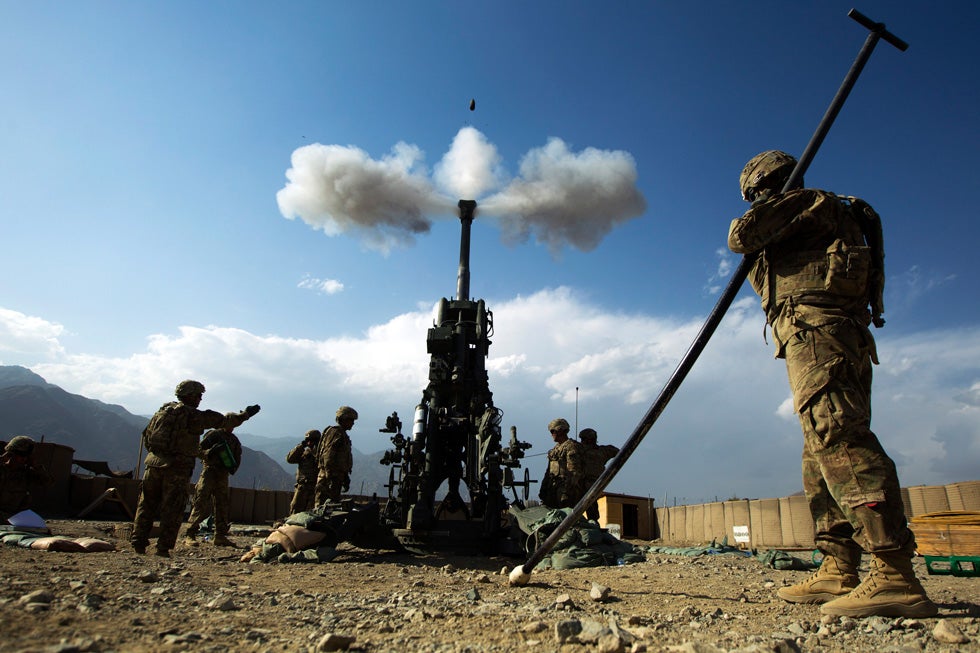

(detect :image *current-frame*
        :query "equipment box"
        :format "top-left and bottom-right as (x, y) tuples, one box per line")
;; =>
(909, 511), (980, 558)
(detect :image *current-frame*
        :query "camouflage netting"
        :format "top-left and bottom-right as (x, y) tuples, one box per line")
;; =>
(510, 505), (645, 570)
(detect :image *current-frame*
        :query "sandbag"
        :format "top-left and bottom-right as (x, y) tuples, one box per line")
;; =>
(75, 537), (116, 552)
(29, 537), (86, 552)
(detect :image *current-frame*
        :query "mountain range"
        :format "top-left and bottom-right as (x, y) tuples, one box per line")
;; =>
(0, 365), (413, 498)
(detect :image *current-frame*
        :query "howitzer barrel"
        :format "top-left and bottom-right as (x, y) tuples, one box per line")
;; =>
(456, 200), (477, 301)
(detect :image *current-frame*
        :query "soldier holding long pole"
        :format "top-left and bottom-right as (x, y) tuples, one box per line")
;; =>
(510, 13), (920, 616)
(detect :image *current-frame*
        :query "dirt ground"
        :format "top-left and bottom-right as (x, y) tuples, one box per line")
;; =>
(0, 519), (978, 653)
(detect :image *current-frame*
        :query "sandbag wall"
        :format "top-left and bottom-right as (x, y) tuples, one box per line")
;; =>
(65, 475), (293, 525)
(653, 480), (980, 549)
(227, 487), (293, 524)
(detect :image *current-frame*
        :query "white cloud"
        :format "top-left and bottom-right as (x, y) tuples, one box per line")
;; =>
(704, 248), (737, 296)
(3, 297), (978, 503)
(298, 276), (345, 295)
(0, 308), (67, 362)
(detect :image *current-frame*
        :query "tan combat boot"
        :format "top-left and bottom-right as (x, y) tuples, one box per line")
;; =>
(820, 550), (938, 618)
(777, 552), (860, 604)
(212, 534), (237, 548)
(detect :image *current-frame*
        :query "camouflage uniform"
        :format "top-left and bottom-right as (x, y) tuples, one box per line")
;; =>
(728, 188), (912, 560)
(131, 382), (258, 556)
(315, 424), (353, 505)
(185, 429), (242, 539)
(540, 438), (585, 509)
(286, 430), (320, 514)
(580, 430), (619, 520)
(0, 437), (53, 521)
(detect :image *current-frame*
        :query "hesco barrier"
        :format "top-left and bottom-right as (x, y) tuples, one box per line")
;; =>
(653, 480), (980, 550)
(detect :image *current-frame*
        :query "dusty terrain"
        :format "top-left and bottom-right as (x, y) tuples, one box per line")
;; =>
(0, 520), (977, 653)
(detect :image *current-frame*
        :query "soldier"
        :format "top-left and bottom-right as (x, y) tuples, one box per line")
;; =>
(286, 429), (321, 514)
(314, 406), (357, 506)
(0, 436), (53, 522)
(131, 379), (259, 557)
(183, 427), (242, 547)
(579, 428), (619, 521)
(728, 150), (936, 618)
(539, 418), (584, 509)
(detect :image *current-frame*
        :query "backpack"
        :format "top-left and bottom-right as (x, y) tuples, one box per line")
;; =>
(201, 429), (238, 472)
(841, 196), (886, 327)
(142, 402), (187, 455)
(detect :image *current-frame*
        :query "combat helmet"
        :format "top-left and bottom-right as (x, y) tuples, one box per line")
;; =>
(548, 418), (570, 433)
(740, 150), (797, 202)
(336, 406), (358, 422)
(4, 435), (36, 455)
(175, 379), (206, 397)
(305, 429), (322, 441)
(578, 428), (597, 444)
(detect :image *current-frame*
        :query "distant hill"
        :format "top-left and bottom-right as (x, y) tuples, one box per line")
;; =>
(0, 365), (293, 491)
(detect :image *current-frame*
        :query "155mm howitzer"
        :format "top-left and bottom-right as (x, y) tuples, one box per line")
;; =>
(379, 200), (535, 554)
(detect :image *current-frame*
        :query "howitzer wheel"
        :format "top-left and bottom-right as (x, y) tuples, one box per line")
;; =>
(384, 465), (401, 496)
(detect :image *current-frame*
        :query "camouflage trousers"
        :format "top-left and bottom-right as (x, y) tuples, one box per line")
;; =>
(784, 320), (912, 559)
(131, 464), (193, 552)
(314, 470), (348, 506)
(289, 482), (316, 515)
(186, 465), (231, 536)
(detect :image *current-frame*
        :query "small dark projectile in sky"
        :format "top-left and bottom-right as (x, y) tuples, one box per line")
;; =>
(469, 98), (476, 111)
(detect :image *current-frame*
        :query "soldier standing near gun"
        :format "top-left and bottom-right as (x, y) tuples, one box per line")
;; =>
(183, 427), (242, 547)
(0, 436), (53, 522)
(315, 407), (357, 506)
(131, 380), (259, 557)
(539, 418), (585, 510)
(728, 151), (936, 618)
(286, 429), (321, 514)
(579, 428), (619, 521)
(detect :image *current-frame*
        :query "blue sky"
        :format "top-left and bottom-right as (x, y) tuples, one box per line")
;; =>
(2, 1), (978, 504)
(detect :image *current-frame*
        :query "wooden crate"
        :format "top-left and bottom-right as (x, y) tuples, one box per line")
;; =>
(909, 511), (980, 557)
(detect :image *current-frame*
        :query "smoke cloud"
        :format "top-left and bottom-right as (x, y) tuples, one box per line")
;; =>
(481, 138), (646, 254)
(276, 142), (455, 252)
(433, 127), (505, 200)
(277, 128), (646, 254)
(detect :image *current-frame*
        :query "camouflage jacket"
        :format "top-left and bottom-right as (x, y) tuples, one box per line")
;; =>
(286, 442), (319, 485)
(540, 438), (584, 507)
(0, 455), (53, 518)
(728, 188), (876, 358)
(582, 443), (619, 485)
(317, 425), (353, 475)
(144, 402), (251, 470)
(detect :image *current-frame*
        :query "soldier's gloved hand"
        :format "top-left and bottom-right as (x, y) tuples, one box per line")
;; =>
(245, 404), (261, 417)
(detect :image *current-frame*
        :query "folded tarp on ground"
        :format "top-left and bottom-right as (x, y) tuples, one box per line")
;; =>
(510, 505), (646, 570)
